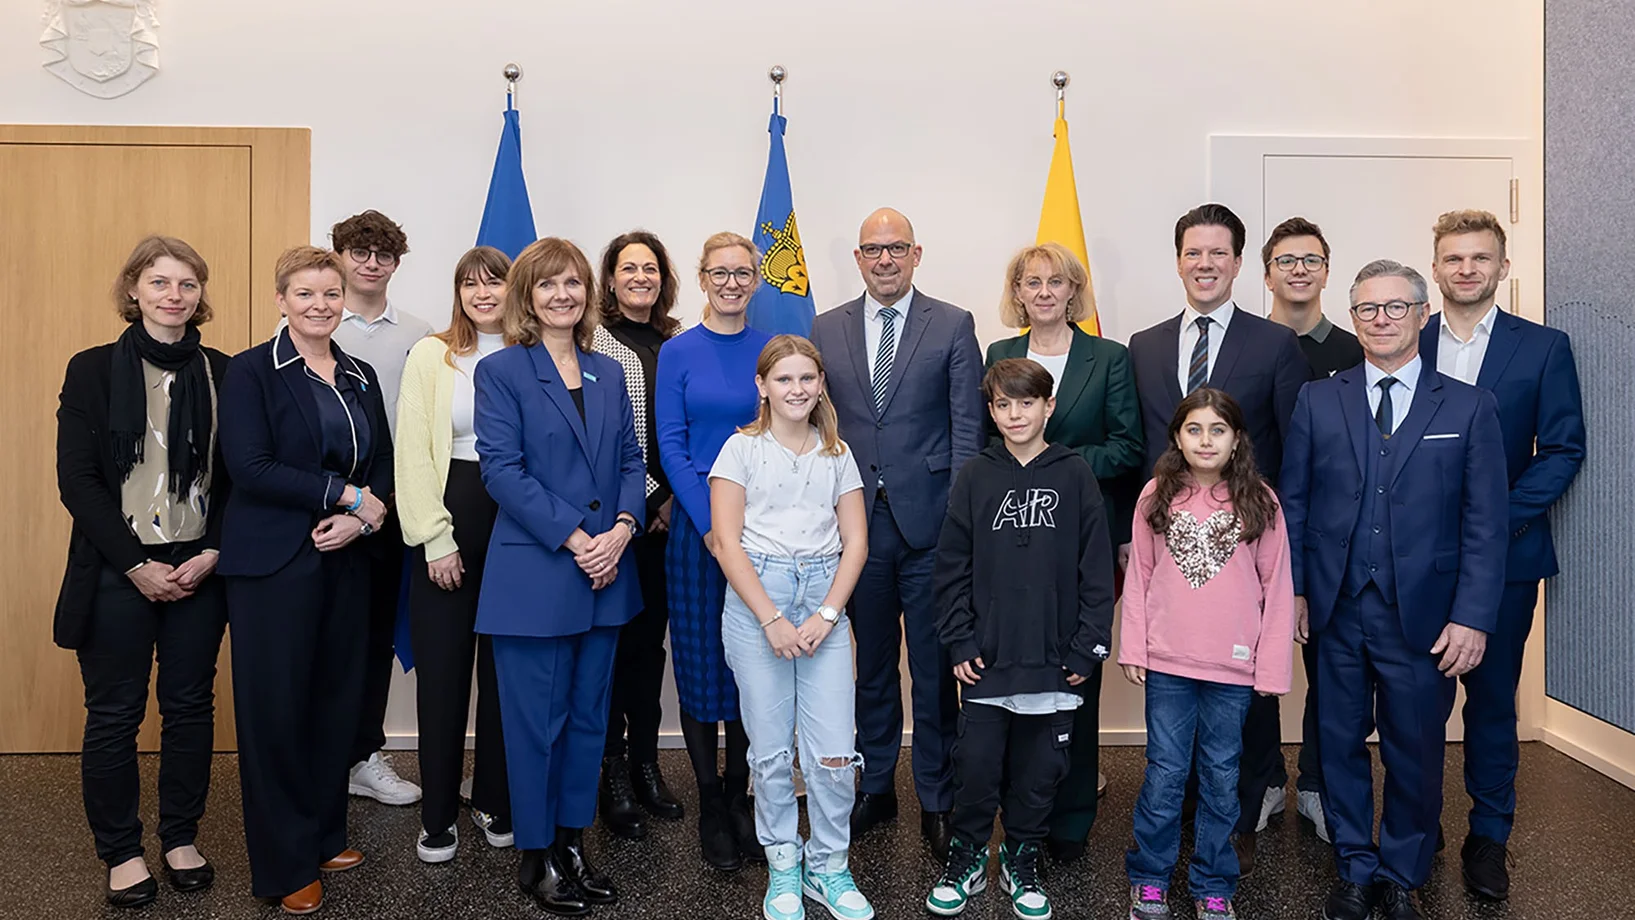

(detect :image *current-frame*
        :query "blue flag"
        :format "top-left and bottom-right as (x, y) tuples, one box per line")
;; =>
(747, 102), (814, 336)
(476, 95), (537, 259)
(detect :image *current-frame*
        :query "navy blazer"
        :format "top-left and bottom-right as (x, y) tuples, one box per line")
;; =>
(809, 289), (985, 550)
(1128, 308), (1310, 484)
(216, 329), (394, 578)
(474, 343), (645, 639)
(1419, 312), (1585, 581)
(1280, 363), (1508, 650)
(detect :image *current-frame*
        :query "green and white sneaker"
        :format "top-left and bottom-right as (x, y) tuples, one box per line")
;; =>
(925, 837), (988, 916)
(763, 843), (804, 920)
(801, 858), (874, 920)
(999, 840), (1051, 919)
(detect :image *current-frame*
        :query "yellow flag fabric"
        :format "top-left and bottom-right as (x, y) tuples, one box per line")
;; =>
(1037, 113), (1101, 335)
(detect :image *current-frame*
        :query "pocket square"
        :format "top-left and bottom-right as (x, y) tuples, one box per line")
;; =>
(1422, 432), (1460, 440)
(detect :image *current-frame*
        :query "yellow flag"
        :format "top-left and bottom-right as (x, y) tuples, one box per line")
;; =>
(1037, 110), (1101, 335)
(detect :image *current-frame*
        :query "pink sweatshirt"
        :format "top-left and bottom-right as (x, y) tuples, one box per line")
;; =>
(1119, 478), (1295, 695)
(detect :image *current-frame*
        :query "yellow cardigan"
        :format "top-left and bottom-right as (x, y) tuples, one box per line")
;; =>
(395, 335), (462, 561)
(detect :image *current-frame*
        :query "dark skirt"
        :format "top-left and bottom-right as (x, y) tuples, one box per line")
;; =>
(664, 501), (740, 722)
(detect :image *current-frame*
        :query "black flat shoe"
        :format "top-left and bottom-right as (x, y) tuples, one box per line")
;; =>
(1461, 833), (1512, 900)
(632, 760), (685, 820)
(519, 848), (589, 916)
(1045, 837), (1086, 863)
(163, 859), (215, 893)
(105, 873), (158, 909)
(921, 809), (953, 862)
(555, 827), (617, 904)
(849, 791), (898, 837)
(1375, 880), (1424, 920)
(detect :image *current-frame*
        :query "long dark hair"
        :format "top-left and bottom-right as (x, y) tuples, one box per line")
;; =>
(1144, 388), (1278, 543)
(597, 230), (681, 336)
(434, 246), (512, 368)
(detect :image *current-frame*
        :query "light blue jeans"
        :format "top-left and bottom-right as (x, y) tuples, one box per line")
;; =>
(721, 552), (861, 872)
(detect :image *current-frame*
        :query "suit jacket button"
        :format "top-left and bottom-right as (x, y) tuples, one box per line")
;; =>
(1340, 538), (1349, 548)
(876, 421), (884, 429)
(1353, 492), (1361, 501)
(589, 500), (601, 511)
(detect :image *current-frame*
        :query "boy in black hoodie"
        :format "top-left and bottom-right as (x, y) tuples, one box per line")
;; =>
(925, 358), (1116, 919)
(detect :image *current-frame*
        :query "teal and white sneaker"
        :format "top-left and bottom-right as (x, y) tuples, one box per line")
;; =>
(763, 843), (804, 920)
(998, 840), (1051, 919)
(925, 837), (988, 916)
(801, 858), (874, 920)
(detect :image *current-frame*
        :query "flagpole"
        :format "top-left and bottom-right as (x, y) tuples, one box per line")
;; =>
(504, 62), (522, 110)
(768, 64), (785, 116)
(1052, 69), (1069, 120)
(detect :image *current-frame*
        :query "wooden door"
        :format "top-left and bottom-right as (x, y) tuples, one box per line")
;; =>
(0, 126), (308, 752)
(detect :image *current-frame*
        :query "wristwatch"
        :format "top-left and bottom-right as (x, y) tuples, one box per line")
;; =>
(620, 516), (640, 538)
(816, 605), (841, 623)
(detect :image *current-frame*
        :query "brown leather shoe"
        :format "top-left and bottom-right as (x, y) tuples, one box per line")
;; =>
(319, 849), (364, 873)
(280, 880), (323, 914)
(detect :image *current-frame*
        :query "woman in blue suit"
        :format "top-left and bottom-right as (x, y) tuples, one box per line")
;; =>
(474, 237), (645, 917)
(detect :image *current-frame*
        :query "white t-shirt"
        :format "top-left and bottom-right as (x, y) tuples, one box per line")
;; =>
(708, 428), (863, 558)
(451, 333), (507, 461)
(1026, 348), (1071, 397)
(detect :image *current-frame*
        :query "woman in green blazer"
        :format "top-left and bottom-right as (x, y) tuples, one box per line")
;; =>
(983, 242), (1143, 862)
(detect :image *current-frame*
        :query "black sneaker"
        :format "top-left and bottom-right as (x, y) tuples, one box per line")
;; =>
(1375, 880), (1423, 920)
(1321, 880), (1372, 920)
(1460, 833), (1512, 900)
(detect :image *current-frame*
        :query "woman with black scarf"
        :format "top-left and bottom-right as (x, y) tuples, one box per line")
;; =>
(54, 235), (232, 909)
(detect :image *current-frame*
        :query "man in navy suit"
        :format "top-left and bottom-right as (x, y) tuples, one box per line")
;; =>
(1282, 259), (1507, 920)
(1421, 210), (1585, 901)
(1127, 203), (1310, 872)
(809, 207), (985, 859)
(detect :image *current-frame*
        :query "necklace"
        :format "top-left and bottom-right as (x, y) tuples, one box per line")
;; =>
(781, 428), (813, 472)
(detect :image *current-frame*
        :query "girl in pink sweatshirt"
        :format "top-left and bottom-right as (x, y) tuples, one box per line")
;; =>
(1121, 388), (1294, 920)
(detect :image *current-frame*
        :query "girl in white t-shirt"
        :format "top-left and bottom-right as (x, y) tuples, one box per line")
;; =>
(709, 334), (871, 920)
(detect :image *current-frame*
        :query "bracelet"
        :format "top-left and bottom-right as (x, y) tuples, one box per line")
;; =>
(346, 489), (365, 513)
(758, 610), (784, 629)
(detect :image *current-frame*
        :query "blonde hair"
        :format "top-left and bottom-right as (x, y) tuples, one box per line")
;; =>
(275, 246), (346, 295)
(435, 246), (512, 369)
(739, 335), (844, 457)
(1433, 209), (1507, 259)
(115, 235), (215, 326)
(697, 231), (761, 321)
(502, 238), (598, 351)
(999, 242), (1090, 328)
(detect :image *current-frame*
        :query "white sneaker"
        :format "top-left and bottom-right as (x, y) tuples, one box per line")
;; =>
(1256, 785), (1286, 832)
(1296, 790), (1330, 843)
(348, 752), (423, 805)
(471, 809), (513, 848)
(416, 826), (457, 863)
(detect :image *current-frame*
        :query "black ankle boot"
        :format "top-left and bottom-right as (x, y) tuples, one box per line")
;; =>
(723, 779), (763, 864)
(519, 847), (589, 916)
(598, 754), (647, 839)
(632, 759), (685, 820)
(555, 827), (616, 904)
(698, 779), (743, 871)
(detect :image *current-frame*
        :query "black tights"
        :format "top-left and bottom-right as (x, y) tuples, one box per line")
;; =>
(679, 713), (749, 794)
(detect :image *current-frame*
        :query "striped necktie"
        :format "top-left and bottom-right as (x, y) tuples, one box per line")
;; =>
(1187, 315), (1211, 393)
(873, 306), (899, 411)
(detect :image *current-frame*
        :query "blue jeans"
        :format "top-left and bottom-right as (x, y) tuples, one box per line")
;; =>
(721, 553), (860, 872)
(1126, 671), (1253, 899)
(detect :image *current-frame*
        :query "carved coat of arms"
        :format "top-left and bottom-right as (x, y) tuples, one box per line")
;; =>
(40, 0), (160, 99)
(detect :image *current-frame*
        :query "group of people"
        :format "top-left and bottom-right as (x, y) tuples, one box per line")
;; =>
(53, 200), (1583, 920)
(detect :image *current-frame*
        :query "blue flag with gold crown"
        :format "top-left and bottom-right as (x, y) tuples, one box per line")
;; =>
(475, 94), (537, 259)
(747, 101), (814, 336)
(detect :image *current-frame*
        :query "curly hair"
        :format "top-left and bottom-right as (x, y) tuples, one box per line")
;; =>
(1144, 387), (1279, 544)
(330, 209), (409, 258)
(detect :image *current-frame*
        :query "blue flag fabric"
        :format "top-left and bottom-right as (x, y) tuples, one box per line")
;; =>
(747, 105), (814, 336)
(476, 97), (537, 259)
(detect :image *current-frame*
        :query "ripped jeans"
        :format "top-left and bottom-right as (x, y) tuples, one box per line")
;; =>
(721, 552), (860, 871)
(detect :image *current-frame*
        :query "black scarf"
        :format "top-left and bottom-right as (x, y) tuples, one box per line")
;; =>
(109, 322), (213, 498)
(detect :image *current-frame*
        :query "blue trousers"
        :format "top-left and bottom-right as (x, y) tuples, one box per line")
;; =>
(492, 627), (620, 850)
(1317, 586), (1457, 890)
(1459, 580), (1538, 843)
(851, 496), (957, 810)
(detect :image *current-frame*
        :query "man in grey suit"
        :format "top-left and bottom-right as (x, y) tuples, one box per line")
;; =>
(809, 208), (985, 859)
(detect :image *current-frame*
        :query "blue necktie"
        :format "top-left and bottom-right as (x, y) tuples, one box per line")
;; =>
(873, 307), (899, 411)
(1187, 316), (1211, 393)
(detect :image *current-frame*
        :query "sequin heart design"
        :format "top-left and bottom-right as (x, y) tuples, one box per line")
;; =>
(1163, 509), (1242, 589)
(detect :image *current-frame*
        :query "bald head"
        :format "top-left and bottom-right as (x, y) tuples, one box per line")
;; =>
(855, 207), (922, 306)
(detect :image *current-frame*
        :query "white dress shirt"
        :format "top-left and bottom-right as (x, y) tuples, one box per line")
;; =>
(1364, 355), (1422, 435)
(863, 288), (914, 379)
(1177, 300), (1237, 394)
(1435, 304), (1500, 386)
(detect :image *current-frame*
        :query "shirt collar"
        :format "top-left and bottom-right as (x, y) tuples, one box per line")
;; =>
(1183, 300), (1236, 331)
(342, 299), (399, 328)
(271, 325), (371, 384)
(864, 288), (914, 322)
(1306, 314), (1335, 343)
(1364, 354), (1422, 393)
(1438, 304), (1500, 344)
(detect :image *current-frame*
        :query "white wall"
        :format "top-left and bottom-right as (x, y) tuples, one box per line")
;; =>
(2, 0), (1544, 742)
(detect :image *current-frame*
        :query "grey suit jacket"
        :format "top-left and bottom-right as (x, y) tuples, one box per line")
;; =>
(809, 289), (984, 550)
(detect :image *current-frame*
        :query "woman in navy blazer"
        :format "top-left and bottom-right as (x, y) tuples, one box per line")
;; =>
(215, 247), (392, 914)
(474, 238), (645, 916)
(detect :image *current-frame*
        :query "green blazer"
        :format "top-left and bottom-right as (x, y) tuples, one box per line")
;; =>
(984, 326), (1145, 543)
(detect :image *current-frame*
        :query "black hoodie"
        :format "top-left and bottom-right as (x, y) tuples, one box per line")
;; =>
(934, 442), (1115, 700)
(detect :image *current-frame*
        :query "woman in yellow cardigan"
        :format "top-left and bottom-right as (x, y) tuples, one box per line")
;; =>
(396, 245), (515, 863)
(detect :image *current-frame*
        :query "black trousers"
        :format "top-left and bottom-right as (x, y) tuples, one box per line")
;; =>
(1234, 693), (1285, 833)
(1046, 664), (1104, 843)
(409, 460), (509, 834)
(951, 703), (1074, 846)
(228, 543), (367, 899)
(605, 530), (669, 764)
(1295, 641), (1323, 792)
(350, 516), (403, 765)
(77, 540), (226, 867)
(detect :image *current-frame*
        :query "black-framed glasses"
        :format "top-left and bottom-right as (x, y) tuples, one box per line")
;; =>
(705, 267), (756, 286)
(347, 248), (398, 267)
(1272, 254), (1327, 271)
(1351, 300), (1423, 321)
(859, 242), (913, 260)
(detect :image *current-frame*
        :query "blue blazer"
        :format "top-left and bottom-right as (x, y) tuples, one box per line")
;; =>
(1128, 308), (1310, 484)
(1280, 363), (1508, 650)
(808, 289), (985, 550)
(1419, 312), (1585, 581)
(474, 343), (645, 639)
(217, 329), (393, 578)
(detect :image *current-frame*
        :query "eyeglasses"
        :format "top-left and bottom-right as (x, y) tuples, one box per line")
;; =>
(1272, 254), (1327, 271)
(859, 242), (913, 260)
(347, 248), (398, 267)
(705, 267), (756, 286)
(1351, 300), (1423, 321)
